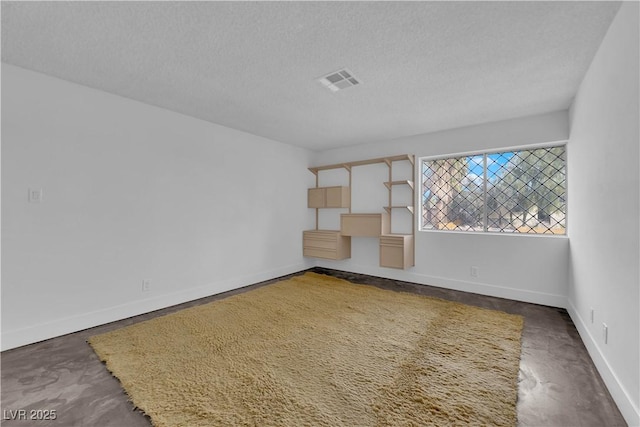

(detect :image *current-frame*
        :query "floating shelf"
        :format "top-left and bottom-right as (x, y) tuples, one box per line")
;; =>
(309, 154), (414, 175)
(384, 180), (414, 190)
(384, 206), (414, 214)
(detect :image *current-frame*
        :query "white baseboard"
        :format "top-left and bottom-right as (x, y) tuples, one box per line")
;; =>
(566, 300), (640, 427)
(315, 260), (567, 308)
(1, 263), (309, 352)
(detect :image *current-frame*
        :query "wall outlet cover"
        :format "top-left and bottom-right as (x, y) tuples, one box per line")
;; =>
(470, 266), (479, 278)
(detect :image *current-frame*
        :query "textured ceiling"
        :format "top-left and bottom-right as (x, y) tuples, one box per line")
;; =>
(1, 1), (621, 150)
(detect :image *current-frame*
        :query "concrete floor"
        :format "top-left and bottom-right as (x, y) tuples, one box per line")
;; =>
(1, 268), (627, 426)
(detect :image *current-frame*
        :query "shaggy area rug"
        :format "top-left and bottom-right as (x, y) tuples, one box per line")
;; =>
(89, 272), (524, 426)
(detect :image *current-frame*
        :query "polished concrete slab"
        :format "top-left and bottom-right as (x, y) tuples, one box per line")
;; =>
(1, 268), (627, 426)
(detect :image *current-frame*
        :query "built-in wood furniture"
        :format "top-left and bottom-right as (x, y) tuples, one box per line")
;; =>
(304, 154), (415, 269)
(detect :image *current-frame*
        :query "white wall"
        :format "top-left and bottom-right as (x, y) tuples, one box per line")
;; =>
(567, 2), (640, 425)
(1, 64), (315, 351)
(312, 111), (570, 307)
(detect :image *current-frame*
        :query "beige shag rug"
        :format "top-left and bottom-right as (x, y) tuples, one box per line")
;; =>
(89, 272), (524, 427)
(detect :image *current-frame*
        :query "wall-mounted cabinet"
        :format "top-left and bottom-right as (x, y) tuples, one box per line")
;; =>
(341, 213), (389, 237)
(303, 230), (351, 260)
(308, 186), (350, 208)
(380, 234), (414, 269)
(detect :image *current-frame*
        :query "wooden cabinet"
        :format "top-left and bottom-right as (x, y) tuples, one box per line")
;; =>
(308, 186), (350, 208)
(308, 188), (325, 208)
(380, 234), (414, 269)
(340, 213), (390, 237)
(303, 230), (351, 260)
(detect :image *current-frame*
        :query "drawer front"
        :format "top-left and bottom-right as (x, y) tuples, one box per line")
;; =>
(303, 230), (340, 240)
(304, 237), (338, 250)
(380, 235), (405, 246)
(303, 247), (339, 259)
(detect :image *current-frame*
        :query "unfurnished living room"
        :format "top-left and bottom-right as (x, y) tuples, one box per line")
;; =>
(1, 1), (638, 426)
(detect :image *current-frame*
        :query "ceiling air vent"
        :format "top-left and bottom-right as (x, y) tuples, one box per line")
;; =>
(318, 69), (361, 92)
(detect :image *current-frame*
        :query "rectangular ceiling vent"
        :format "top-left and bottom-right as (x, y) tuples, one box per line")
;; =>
(318, 69), (361, 92)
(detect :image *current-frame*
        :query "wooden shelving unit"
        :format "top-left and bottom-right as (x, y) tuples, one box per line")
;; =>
(308, 154), (414, 175)
(305, 154), (415, 269)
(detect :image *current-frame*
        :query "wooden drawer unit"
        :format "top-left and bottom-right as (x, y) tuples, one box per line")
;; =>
(303, 230), (351, 260)
(308, 186), (350, 208)
(340, 213), (390, 237)
(380, 234), (414, 269)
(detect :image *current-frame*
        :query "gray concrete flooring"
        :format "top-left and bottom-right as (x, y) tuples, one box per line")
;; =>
(1, 268), (627, 426)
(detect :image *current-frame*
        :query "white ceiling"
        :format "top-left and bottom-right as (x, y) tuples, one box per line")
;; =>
(1, 1), (621, 151)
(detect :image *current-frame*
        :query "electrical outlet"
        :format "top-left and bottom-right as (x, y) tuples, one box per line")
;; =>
(142, 279), (152, 292)
(602, 323), (608, 344)
(470, 266), (479, 278)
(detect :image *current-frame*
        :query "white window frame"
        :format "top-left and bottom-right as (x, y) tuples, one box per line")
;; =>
(418, 141), (568, 237)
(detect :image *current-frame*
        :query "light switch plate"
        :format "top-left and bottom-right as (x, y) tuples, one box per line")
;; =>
(28, 188), (43, 203)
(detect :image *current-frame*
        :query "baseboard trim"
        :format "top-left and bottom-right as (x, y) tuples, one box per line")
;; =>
(566, 300), (640, 427)
(314, 260), (567, 308)
(1, 263), (309, 352)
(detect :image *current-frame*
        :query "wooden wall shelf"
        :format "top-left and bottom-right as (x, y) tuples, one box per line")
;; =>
(308, 154), (414, 175)
(384, 206), (414, 214)
(384, 180), (414, 190)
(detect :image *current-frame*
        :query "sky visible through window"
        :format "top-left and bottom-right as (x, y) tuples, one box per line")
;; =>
(468, 153), (514, 182)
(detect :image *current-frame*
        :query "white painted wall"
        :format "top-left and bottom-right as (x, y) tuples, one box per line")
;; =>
(312, 111), (570, 307)
(566, 2), (640, 425)
(1, 64), (315, 351)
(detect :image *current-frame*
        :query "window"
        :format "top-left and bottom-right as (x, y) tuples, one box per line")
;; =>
(421, 145), (566, 234)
